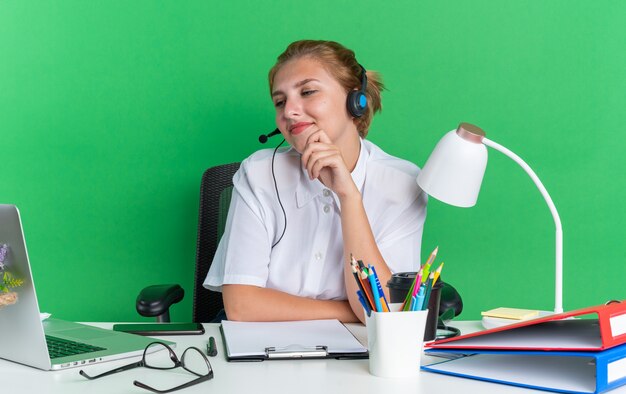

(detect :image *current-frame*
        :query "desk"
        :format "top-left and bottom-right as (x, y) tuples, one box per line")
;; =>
(3, 322), (624, 394)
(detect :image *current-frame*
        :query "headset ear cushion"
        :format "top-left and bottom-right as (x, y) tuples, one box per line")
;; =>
(347, 90), (367, 118)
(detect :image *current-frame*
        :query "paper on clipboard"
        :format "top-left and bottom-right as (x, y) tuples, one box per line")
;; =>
(221, 319), (367, 360)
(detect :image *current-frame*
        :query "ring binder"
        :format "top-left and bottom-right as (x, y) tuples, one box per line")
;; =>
(423, 302), (626, 393)
(428, 301), (626, 352)
(265, 345), (329, 359)
(423, 343), (626, 394)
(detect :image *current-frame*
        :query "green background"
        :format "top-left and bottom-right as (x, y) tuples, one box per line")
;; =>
(2, 1), (624, 322)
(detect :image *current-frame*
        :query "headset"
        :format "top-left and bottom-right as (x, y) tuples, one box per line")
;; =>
(346, 64), (368, 118)
(259, 64), (369, 146)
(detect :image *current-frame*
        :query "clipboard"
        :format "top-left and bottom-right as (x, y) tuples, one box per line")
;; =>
(220, 319), (368, 362)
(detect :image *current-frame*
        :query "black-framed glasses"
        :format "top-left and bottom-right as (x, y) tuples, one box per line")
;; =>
(79, 341), (213, 393)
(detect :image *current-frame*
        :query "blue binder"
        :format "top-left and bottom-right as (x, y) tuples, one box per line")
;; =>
(423, 342), (626, 394)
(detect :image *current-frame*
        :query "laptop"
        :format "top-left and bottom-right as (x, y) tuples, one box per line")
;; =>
(0, 204), (172, 370)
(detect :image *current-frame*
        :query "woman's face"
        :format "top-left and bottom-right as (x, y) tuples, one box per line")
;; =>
(271, 57), (357, 153)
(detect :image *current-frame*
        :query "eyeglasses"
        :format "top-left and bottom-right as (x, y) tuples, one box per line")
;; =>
(79, 341), (213, 393)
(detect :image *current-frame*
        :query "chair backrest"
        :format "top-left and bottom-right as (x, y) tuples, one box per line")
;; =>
(192, 162), (240, 322)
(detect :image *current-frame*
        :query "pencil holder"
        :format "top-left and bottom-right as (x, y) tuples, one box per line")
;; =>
(387, 272), (443, 341)
(365, 303), (428, 378)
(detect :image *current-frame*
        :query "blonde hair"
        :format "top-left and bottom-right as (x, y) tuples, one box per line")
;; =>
(268, 40), (384, 138)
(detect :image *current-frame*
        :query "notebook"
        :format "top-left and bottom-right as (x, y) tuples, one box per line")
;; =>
(0, 204), (172, 370)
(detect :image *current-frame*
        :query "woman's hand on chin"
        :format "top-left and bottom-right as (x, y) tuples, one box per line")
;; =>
(301, 129), (359, 199)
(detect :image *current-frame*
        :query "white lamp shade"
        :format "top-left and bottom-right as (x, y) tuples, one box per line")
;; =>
(417, 130), (488, 207)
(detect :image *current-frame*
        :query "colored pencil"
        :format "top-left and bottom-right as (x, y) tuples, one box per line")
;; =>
(359, 276), (376, 310)
(421, 246), (439, 283)
(354, 263), (376, 309)
(401, 269), (422, 311)
(425, 246), (439, 267)
(350, 261), (369, 306)
(421, 272), (435, 311)
(432, 262), (444, 285)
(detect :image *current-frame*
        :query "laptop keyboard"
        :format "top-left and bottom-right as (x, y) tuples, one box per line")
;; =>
(45, 335), (107, 359)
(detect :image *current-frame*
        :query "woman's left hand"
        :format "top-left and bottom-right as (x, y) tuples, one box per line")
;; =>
(300, 129), (359, 199)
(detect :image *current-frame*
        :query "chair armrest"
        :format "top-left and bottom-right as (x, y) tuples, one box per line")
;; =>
(136, 284), (185, 319)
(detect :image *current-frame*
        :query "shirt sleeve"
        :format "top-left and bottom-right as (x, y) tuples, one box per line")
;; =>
(376, 189), (428, 274)
(203, 162), (275, 292)
(363, 154), (428, 274)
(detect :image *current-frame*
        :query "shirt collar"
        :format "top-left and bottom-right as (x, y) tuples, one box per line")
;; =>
(296, 138), (368, 208)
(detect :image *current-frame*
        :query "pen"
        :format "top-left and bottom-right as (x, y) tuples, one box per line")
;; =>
(414, 286), (425, 311)
(367, 268), (383, 312)
(412, 269), (423, 297)
(357, 290), (372, 316)
(207, 336), (218, 357)
(369, 265), (389, 312)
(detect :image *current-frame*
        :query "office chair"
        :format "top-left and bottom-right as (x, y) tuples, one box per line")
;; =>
(136, 162), (240, 323)
(136, 162), (464, 327)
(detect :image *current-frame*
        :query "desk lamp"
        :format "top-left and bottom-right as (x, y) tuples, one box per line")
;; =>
(416, 123), (563, 314)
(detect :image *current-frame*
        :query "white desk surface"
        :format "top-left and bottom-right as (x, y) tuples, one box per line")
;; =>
(3, 321), (624, 394)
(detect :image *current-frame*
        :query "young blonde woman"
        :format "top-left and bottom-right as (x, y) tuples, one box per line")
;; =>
(205, 40), (427, 323)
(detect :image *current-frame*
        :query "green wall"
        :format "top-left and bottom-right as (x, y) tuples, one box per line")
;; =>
(2, 1), (624, 322)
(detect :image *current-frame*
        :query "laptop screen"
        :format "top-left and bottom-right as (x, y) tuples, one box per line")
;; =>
(0, 204), (174, 371)
(0, 204), (52, 370)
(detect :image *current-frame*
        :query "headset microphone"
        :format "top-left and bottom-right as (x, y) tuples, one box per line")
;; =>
(257, 127), (288, 247)
(259, 128), (281, 144)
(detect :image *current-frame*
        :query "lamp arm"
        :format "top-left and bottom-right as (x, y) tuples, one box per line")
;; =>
(482, 137), (563, 313)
